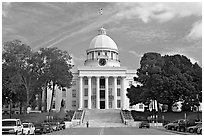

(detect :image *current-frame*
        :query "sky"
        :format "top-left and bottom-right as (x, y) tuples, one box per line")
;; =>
(2, 2), (202, 70)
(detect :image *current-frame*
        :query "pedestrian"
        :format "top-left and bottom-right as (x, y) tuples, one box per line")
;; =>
(86, 121), (89, 128)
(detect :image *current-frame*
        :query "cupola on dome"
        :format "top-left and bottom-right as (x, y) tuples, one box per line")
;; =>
(88, 28), (118, 51)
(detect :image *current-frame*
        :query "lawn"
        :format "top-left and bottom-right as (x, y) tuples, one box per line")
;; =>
(2, 110), (75, 124)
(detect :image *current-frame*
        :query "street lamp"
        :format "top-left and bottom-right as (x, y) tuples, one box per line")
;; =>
(5, 97), (12, 118)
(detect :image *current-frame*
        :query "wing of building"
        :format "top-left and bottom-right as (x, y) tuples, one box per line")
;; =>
(45, 27), (143, 111)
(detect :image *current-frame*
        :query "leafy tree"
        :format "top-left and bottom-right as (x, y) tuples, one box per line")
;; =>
(127, 52), (202, 112)
(37, 47), (73, 112)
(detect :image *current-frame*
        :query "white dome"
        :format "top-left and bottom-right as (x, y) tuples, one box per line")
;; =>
(89, 34), (118, 51)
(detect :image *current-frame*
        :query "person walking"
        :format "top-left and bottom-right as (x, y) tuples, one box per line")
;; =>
(86, 121), (89, 128)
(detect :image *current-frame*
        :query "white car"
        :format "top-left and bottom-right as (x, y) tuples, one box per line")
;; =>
(2, 119), (23, 135)
(22, 122), (35, 135)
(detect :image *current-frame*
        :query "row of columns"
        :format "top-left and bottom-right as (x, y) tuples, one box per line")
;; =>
(79, 76), (126, 109)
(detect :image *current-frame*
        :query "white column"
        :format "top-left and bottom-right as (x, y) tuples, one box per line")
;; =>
(79, 76), (83, 109)
(105, 77), (109, 109)
(121, 77), (126, 109)
(113, 77), (117, 109)
(96, 76), (100, 109)
(88, 77), (92, 109)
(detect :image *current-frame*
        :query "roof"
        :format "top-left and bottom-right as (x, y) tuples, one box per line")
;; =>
(88, 28), (118, 51)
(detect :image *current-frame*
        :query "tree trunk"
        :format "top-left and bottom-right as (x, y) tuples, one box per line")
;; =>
(49, 82), (56, 112)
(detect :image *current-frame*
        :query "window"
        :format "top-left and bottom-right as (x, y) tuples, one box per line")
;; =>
(117, 79), (121, 85)
(72, 101), (76, 107)
(98, 51), (100, 56)
(105, 52), (107, 56)
(109, 88), (112, 95)
(117, 88), (120, 96)
(84, 100), (88, 108)
(111, 52), (113, 59)
(109, 100), (112, 108)
(139, 104), (143, 109)
(117, 100), (121, 108)
(84, 79), (88, 85)
(84, 88), (88, 96)
(72, 89), (76, 97)
(108, 80), (112, 85)
(92, 88), (96, 95)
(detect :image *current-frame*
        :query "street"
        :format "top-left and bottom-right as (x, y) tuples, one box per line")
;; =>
(46, 127), (181, 135)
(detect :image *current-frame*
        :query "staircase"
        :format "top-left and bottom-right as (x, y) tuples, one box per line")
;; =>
(75, 109), (126, 128)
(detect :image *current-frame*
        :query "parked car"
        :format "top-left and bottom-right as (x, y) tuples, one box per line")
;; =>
(60, 121), (66, 129)
(139, 121), (150, 128)
(2, 119), (23, 135)
(176, 119), (197, 132)
(22, 122), (35, 135)
(34, 123), (46, 134)
(196, 127), (202, 134)
(164, 119), (184, 130)
(50, 122), (58, 131)
(55, 122), (61, 131)
(187, 123), (202, 133)
(42, 123), (53, 133)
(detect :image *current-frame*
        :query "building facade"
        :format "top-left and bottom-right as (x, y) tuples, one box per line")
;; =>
(46, 27), (142, 111)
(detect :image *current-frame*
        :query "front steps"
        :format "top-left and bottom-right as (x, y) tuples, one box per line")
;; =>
(74, 109), (126, 128)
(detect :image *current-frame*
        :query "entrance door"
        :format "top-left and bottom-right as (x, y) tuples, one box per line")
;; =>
(100, 101), (105, 109)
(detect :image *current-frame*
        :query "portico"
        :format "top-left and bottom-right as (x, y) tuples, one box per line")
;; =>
(78, 75), (126, 110)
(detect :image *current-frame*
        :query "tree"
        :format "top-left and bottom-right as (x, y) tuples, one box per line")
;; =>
(127, 52), (202, 112)
(2, 40), (36, 107)
(37, 47), (73, 112)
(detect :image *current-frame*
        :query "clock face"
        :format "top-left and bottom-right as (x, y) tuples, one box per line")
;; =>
(99, 58), (106, 66)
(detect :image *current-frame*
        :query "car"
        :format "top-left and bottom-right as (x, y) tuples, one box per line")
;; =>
(42, 123), (53, 133)
(22, 122), (35, 135)
(139, 121), (150, 128)
(60, 121), (66, 129)
(187, 123), (202, 133)
(2, 119), (23, 135)
(34, 123), (46, 134)
(164, 119), (184, 130)
(50, 122), (58, 131)
(177, 119), (197, 132)
(196, 127), (202, 134)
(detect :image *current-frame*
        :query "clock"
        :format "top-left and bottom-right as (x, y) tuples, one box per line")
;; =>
(99, 58), (106, 66)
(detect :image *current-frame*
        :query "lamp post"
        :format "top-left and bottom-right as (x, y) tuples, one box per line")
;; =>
(6, 97), (12, 118)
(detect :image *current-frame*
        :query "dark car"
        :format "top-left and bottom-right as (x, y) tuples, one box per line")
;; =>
(187, 123), (202, 133)
(34, 124), (46, 135)
(42, 123), (53, 133)
(164, 119), (185, 130)
(60, 121), (66, 129)
(139, 121), (150, 128)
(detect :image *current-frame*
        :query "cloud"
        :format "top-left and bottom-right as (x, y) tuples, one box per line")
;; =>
(115, 2), (201, 23)
(186, 20), (202, 40)
(128, 50), (142, 58)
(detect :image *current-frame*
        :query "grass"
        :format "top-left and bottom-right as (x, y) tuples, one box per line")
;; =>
(2, 112), (49, 124)
(2, 110), (75, 124)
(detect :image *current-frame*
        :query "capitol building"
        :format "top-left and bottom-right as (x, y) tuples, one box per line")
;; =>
(45, 27), (144, 111)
